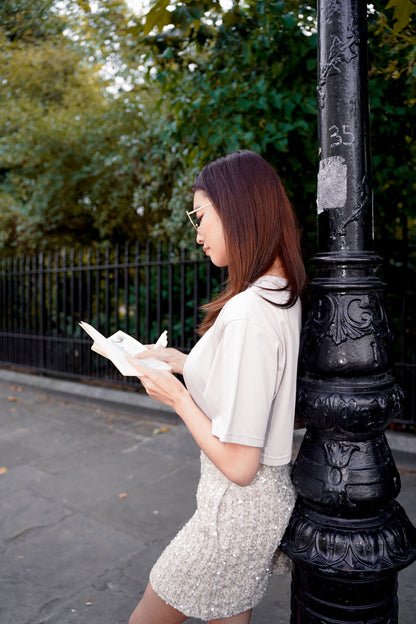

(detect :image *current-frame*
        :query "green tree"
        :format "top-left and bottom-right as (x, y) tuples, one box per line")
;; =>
(0, 0), (153, 252)
(369, 7), (416, 243)
(128, 1), (318, 255)
(1, 0), (415, 259)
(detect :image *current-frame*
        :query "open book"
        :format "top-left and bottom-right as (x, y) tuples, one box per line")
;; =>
(79, 321), (171, 376)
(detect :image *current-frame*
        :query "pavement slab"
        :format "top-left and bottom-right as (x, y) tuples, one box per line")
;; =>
(90, 462), (201, 542)
(30, 444), (187, 513)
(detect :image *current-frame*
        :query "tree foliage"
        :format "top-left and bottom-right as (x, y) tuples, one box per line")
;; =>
(385, 0), (416, 34)
(129, 0), (318, 255)
(0, 0), (414, 259)
(0, 0), (159, 251)
(368, 1), (416, 244)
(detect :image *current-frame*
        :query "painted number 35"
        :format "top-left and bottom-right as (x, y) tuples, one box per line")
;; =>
(329, 125), (355, 148)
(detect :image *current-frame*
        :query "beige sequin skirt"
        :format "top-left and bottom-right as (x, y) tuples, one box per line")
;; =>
(149, 452), (296, 620)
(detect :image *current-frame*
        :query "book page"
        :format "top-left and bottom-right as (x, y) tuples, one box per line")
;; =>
(79, 322), (171, 376)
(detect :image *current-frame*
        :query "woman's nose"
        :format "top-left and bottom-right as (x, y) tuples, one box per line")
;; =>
(196, 230), (203, 244)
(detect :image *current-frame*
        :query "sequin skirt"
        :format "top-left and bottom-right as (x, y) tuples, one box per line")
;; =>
(149, 452), (296, 620)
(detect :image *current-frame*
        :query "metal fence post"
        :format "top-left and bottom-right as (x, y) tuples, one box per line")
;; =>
(280, 1), (416, 621)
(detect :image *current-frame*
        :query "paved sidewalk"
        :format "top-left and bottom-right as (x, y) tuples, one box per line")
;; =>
(0, 370), (415, 624)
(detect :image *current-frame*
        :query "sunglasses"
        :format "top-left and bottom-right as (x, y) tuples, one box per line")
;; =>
(186, 202), (212, 231)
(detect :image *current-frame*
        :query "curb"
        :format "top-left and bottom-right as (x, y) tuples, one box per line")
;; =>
(0, 368), (178, 423)
(1, 368), (415, 455)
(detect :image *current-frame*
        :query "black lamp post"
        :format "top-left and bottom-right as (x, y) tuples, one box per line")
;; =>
(280, 1), (416, 621)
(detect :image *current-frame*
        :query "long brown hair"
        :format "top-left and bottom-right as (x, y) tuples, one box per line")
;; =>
(194, 150), (306, 335)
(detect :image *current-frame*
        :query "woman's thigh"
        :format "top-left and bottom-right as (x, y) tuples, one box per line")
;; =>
(129, 583), (188, 624)
(129, 582), (252, 624)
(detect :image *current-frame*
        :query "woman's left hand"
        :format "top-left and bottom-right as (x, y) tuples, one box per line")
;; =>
(125, 354), (188, 411)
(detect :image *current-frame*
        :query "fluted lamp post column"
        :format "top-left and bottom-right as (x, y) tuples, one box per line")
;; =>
(280, 1), (416, 622)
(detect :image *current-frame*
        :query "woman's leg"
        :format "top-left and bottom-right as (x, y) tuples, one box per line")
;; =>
(128, 583), (188, 624)
(129, 583), (252, 624)
(208, 609), (252, 624)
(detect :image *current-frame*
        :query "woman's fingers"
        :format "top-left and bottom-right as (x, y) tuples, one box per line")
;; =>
(125, 354), (186, 411)
(134, 347), (187, 375)
(135, 347), (164, 360)
(125, 354), (146, 377)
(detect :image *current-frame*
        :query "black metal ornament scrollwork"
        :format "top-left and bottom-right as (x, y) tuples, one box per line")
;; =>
(317, 24), (360, 109)
(296, 382), (404, 432)
(338, 174), (372, 237)
(307, 292), (389, 346)
(284, 501), (416, 574)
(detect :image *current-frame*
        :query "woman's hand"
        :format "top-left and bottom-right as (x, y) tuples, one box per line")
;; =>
(126, 355), (189, 410)
(134, 347), (187, 375)
(126, 354), (261, 486)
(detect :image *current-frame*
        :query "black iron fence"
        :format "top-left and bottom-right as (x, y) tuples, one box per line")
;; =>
(379, 237), (416, 429)
(0, 242), (224, 389)
(0, 241), (414, 428)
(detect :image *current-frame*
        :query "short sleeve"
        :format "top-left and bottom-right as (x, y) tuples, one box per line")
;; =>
(205, 319), (280, 447)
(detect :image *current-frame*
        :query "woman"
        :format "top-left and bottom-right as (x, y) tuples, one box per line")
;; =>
(127, 150), (306, 624)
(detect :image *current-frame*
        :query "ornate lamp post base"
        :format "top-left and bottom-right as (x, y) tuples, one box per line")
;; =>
(290, 563), (398, 623)
(285, 499), (416, 622)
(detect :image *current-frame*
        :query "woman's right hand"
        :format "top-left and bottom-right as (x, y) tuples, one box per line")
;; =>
(134, 347), (188, 375)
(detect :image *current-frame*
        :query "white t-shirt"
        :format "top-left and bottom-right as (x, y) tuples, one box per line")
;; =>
(183, 276), (301, 466)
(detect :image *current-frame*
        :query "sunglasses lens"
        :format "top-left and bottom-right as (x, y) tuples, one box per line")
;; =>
(187, 211), (199, 230)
